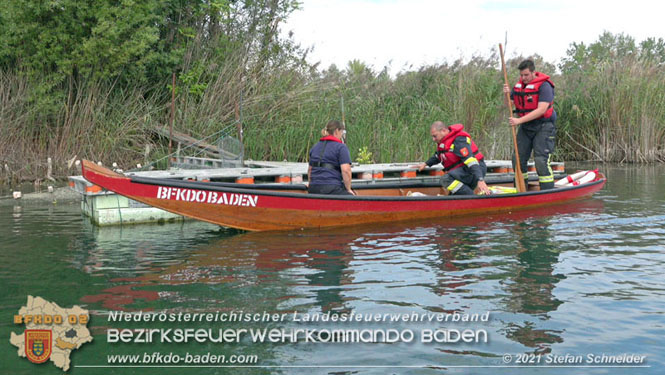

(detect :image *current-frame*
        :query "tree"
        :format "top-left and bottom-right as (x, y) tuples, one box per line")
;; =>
(558, 31), (665, 73)
(0, 1), (171, 85)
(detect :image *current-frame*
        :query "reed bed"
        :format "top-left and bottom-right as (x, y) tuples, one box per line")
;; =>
(2, 44), (664, 182)
(557, 58), (665, 162)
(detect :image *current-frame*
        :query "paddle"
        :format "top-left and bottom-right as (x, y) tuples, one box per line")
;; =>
(499, 43), (527, 193)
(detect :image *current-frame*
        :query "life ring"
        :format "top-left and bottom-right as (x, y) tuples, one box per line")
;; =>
(555, 169), (597, 187)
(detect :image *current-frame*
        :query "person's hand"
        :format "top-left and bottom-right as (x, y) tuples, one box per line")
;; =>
(409, 163), (427, 172)
(508, 117), (521, 127)
(503, 84), (510, 94)
(348, 189), (356, 196)
(477, 180), (491, 195)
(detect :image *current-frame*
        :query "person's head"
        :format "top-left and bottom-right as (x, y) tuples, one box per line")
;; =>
(430, 121), (450, 143)
(518, 59), (536, 84)
(325, 120), (346, 140)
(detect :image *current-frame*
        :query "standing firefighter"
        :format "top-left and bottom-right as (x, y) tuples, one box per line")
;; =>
(413, 121), (491, 196)
(503, 59), (557, 190)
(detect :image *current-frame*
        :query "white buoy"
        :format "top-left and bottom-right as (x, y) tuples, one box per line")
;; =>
(48, 186), (54, 193)
(67, 155), (77, 169)
(555, 169), (598, 187)
(13, 191), (22, 199)
(47, 157), (55, 181)
(112, 162), (118, 168)
(75, 160), (81, 166)
(136, 163), (142, 168)
(97, 161), (102, 166)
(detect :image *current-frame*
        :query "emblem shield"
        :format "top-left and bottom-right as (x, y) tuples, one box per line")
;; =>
(25, 329), (52, 364)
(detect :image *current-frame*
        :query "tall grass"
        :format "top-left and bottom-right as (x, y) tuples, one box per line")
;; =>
(2, 50), (665, 182)
(240, 59), (510, 166)
(557, 58), (665, 162)
(0, 74), (163, 182)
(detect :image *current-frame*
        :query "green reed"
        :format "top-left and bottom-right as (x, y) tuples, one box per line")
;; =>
(2, 43), (665, 182)
(557, 58), (665, 162)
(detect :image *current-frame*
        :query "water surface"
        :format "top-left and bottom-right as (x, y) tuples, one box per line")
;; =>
(1, 164), (663, 374)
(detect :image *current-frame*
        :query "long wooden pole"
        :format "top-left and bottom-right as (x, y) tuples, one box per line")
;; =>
(169, 72), (176, 168)
(499, 44), (527, 193)
(341, 94), (346, 126)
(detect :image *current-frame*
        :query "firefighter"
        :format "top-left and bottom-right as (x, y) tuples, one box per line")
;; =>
(308, 120), (355, 195)
(503, 59), (557, 190)
(413, 121), (491, 196)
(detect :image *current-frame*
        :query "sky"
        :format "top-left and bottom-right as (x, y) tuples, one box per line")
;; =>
(283, 0), (664, 75)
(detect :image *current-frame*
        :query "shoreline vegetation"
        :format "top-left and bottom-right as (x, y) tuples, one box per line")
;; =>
(1, 2), (664, 183)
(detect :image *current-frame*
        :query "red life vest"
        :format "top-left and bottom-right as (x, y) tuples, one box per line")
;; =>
(319, 135), (343, 143)
(513, 72), (555, 120)
(436, 124), (484, 171)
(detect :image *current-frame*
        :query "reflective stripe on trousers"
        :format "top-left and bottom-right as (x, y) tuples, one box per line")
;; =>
(447, 180), (463, 194)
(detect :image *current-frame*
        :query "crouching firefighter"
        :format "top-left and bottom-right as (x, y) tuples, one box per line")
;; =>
(413, 121), (491, 195)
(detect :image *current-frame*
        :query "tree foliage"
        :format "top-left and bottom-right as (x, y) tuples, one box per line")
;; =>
(0, 0), (311, 179)
(0, 0), (304, 87)
(560, 31), (665, 73)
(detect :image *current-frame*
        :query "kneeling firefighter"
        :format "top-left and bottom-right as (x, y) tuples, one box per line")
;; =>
(413, 121), (491, 196)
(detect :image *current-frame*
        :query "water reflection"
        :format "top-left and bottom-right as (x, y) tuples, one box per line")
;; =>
(76, 220), (222, 310)
(510, 220), (564, 315)
(431, 201), (604, 356)
(75, 199), (605, 364)
(6, 165), (665, 374)
(12, 205), (21, 219)
(502, 219), (565, 353)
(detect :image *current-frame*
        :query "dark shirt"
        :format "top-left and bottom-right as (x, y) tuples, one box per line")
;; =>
(511, 81), (557, 123)
(309, 140), (352, 186)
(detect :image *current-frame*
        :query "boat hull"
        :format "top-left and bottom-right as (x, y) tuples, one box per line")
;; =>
(81, 161), (606, 231)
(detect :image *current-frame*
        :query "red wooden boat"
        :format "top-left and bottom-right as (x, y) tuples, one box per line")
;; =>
(81, 160), (606, 231)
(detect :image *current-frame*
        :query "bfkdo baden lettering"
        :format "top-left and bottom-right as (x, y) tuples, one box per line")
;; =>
(157, 187), (258, 207)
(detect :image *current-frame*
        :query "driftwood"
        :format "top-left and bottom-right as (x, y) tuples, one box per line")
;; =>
(152, 126), (239, 160)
